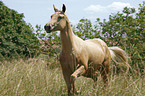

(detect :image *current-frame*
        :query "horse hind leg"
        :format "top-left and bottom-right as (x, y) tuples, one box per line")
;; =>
(92, 71), (98, 88)
(100, 59), (110, 87)
(83, 67), (98, 88)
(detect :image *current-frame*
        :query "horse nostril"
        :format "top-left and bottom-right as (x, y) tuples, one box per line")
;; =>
(48, 25), (51, 30)
(44, 25), (51, 31)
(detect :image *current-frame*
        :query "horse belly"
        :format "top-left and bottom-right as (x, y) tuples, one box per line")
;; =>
(87, 45), (105, 69)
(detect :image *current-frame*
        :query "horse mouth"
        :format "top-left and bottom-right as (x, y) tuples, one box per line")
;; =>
(45, 30), (51, 33)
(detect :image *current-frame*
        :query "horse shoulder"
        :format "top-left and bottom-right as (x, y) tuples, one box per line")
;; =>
(72, 36), (85, 57)
(72, 36), (89, 69)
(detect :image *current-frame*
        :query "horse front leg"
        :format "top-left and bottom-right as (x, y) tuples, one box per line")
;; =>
(70, 65), (86, 94)
(61, 69), (72, 96)
(61, 65), (78, 96)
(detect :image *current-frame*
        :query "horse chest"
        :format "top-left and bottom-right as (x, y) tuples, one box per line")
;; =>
(59, 52), (80, 72)
(59, 52), (77, 65)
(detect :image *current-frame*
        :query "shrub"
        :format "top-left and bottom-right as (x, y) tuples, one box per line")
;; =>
(0, 1), (40, 58)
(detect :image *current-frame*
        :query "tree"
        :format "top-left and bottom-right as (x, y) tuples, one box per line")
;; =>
(0, 1), (40, 58)
(35, 25), (61, 57)
(97, 2), (145, 73)
(73, 19), (100, 40)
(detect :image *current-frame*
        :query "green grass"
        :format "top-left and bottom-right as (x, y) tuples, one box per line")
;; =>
(0, 57), (145, 96)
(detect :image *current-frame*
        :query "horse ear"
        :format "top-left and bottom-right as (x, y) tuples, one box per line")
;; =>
(62, 4), (66, 13)
(53, 4), (59, 12)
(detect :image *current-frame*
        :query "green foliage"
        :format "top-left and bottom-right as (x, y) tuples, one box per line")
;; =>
(0, 1), (40, 58)
(97, 2), (145, 73)
(73, 18), (100, 39)
(35, 25), (61, 57)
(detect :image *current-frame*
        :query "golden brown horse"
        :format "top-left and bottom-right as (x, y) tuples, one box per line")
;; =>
(44, 4), (129, 96)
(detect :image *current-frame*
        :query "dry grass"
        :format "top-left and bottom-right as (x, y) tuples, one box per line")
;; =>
(0, 57), (145, 96)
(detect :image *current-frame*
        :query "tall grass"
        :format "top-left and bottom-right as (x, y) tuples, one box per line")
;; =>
(0, 57), (145, 96)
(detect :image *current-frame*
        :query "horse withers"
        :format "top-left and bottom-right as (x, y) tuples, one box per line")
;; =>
(44, 4), (129, 96)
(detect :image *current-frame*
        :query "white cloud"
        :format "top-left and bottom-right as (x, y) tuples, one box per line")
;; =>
(108, 2), (133, 11)
(84, 2), (133, 14)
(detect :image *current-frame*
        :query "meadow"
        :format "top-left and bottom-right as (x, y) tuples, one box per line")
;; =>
(0, 55), (145, 96)
(0, 1), (144, 96)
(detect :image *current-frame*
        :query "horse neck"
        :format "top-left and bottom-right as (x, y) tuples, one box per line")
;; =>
(60, 21), (74, 54)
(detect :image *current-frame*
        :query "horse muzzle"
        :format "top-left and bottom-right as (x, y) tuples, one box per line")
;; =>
(44, 25), (52, 33)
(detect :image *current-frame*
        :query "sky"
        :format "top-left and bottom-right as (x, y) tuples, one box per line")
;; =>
(2, 0), (144, 29)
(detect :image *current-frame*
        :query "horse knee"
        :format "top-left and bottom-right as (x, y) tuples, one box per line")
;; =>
(70, 74), (76, 84)
(71, 65), (86, 78)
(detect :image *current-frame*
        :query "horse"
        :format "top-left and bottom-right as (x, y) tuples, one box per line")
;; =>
(44, 4), (129, 96)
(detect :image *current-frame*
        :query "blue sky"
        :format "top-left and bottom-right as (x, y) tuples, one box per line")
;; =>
(2, 0), (144, 29)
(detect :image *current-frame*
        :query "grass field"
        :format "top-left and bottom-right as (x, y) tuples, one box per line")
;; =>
(0, 56), (145, 96)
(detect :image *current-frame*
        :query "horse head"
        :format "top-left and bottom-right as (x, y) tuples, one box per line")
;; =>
(44, 4), (67, 33)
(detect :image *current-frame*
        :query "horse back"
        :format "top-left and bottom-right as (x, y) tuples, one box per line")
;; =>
(85, 38), (108, 52)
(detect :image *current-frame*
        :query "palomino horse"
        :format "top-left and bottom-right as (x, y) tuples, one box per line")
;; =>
(44, 4), (128, 96)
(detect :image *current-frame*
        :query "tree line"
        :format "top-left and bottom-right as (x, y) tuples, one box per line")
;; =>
(0, 1), (40, 59)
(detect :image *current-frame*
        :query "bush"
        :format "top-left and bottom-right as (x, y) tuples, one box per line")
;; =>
(0, 1), (40, 58)
(97, 2), (145, 74)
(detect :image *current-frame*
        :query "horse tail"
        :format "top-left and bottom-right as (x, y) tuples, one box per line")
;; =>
(108, 47), (131, 71)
